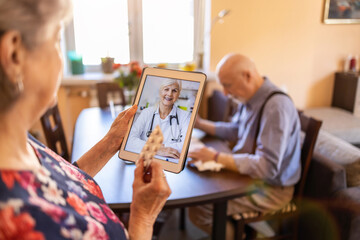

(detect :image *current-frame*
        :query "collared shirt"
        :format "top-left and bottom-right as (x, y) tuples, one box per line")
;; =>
(126, 105), (191, 154)
(215, 78), (301, 186)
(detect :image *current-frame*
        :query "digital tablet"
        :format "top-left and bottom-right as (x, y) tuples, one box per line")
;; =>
(118, 67), (206, 173)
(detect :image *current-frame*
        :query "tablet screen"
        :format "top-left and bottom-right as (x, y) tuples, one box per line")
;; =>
(119, 67), (206, 173)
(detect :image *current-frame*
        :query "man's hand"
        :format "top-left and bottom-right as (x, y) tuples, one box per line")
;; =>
(188, 146), (217, 162)
(194, 114), (202, 128)
(193, 115), (216, 136)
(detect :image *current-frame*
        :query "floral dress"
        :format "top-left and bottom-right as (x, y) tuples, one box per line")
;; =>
(0, 135), (128, 240)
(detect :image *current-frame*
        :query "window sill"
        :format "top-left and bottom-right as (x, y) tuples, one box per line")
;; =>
(61, 70), (215, 87)
(61, 72), (117, 86)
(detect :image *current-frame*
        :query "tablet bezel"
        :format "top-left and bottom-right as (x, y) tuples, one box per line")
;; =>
(118, 67), (206, 173)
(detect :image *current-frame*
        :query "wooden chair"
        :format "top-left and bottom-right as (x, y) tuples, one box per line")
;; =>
(178, 90), (238, 231)
(230, 111), (322, 240)
(207, 89), (237, 122)
(96, 82), (126, 108)
(40, 104), (70, 162)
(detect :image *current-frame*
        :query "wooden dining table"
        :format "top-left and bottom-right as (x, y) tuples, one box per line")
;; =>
(71, 107), (259, 240)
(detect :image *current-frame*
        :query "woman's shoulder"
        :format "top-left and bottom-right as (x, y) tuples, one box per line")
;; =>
(28, 133), (46, 148)
(26, 134), (105, 200)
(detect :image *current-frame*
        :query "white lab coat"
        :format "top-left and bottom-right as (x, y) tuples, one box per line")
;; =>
(126, 105), (191, 154)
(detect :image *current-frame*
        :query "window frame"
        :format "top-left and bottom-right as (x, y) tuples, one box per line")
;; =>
(63, 0), (205, 74)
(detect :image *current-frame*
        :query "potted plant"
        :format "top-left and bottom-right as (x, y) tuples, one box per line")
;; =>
(101, 57), (115, 74)
(114, 61), (144, 102)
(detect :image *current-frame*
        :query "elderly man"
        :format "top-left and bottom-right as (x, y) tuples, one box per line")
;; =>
(188, 53), (301, 237)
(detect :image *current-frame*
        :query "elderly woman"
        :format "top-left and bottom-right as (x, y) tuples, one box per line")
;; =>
(0, 0), (170, 239)
(127, 79), (191, 159)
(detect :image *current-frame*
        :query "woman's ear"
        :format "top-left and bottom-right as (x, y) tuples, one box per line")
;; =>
(0, 31), (25, 82)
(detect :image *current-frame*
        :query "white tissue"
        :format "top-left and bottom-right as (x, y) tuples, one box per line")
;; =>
(193, 160), (224, 172)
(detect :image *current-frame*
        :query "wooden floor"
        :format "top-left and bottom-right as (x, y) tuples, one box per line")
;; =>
(157, 208), (210, 240)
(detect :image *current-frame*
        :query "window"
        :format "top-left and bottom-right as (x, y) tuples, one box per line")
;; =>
(68, 0), (204, 68)
(72, 0), (130, 65)
(141, 0), (194, 63)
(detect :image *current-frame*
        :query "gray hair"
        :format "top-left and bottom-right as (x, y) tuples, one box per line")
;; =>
(159, 79), (182, 92)
(0, 0), (72, 112)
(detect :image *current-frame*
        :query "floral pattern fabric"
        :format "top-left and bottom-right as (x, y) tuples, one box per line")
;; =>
(0, 134), (127, 240)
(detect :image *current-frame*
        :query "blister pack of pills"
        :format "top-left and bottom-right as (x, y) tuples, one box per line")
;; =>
(139, 125), (164, 170)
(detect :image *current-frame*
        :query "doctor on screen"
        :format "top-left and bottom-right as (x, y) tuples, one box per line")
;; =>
(127, 79), (191, 159)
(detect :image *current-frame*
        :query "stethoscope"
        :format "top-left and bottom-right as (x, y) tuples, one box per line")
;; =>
(146, 109), (183, 142)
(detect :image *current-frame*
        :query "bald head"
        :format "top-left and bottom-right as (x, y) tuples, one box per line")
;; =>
(216, 54), (256, 76)
(215, 53), (264, 102)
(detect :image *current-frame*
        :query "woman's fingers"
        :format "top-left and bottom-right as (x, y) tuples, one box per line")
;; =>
(166, 153), (177, 158)
(110, 105), (137, 131)
(165, 147), (180, 158)
(134, 157), (170, 191)
(122, 104), (137, 121)
(134, 157), (144, 185)
(168, 148), (180, 158)
(151, 161), (171, 196)
(115, 104), (137, 122)
(150, 161), (164, 182)
(143, 166), (152, 183)
(169, 151), (180, 159)
(116, 106), (130, 118)
(114, 104), (132, 120)
(156, 146), (181, 158)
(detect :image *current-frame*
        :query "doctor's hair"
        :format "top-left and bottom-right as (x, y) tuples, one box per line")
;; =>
(0, 0), (72, 112)
(159, 79), (182, 93)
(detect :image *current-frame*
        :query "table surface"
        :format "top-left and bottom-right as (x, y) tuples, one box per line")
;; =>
(71, 107), (258, 238)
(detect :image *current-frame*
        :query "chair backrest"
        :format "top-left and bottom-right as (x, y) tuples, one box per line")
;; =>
(207, 90), (237, 122)
(294, 110), (322, 200)
(96, 82), (126, 108)
(40, 104), (70, 162)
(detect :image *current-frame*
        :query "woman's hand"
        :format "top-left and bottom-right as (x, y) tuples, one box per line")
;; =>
(157, 146), (180, 159)
(129, 158), (171, 240)
(75, 105), (137, 177)
(104, 105), (137, 154)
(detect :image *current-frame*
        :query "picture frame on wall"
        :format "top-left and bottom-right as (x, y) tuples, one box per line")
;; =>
(324, 0), (360, 24)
